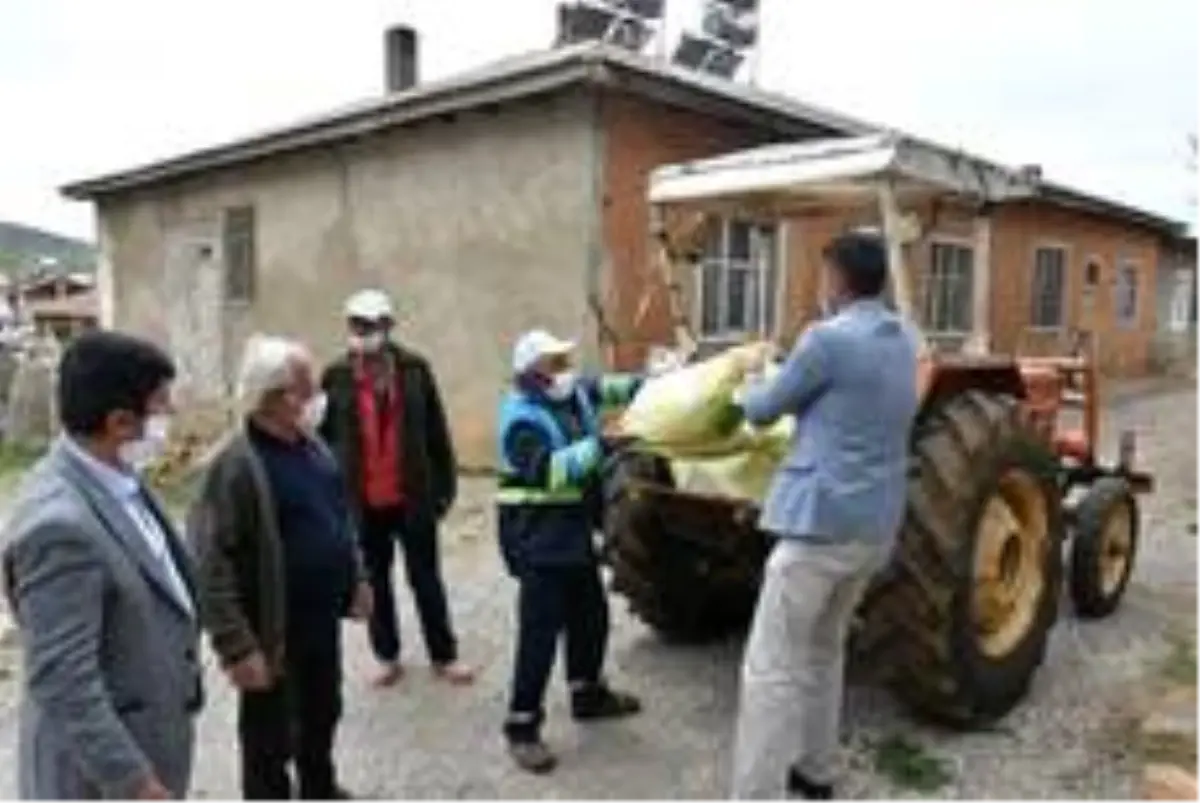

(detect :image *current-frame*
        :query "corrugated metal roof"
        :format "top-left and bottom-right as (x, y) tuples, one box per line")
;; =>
(60, 41), (1184, 235)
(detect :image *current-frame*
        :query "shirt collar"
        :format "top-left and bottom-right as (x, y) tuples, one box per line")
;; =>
(836, 297), (887, 319)
(63, 436), (141, 502)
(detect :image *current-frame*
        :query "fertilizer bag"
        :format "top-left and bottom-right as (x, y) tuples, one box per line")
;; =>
(619, 348), (749, 450)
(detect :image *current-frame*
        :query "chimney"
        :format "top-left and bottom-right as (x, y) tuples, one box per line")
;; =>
(1018, 163), (1044, 184)
(384, 25), (418, 93)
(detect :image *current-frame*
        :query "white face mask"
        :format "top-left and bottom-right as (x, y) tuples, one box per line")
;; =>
(349, 331), (386, 353)
(300, 392), (328, 433)
(119, 413), (172, 472)
(545, 371), (577, 402)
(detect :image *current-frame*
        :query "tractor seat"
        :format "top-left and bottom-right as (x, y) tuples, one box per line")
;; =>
(1054, 429), (1090, 462)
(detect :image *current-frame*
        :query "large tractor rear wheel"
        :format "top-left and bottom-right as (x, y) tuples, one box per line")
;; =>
(855, 390), (1064, 727)
(603, 450), (767, 642)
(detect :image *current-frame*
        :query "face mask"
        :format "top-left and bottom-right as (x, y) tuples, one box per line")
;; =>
(349, 331), (386, 353)
(300, 392), (328, 433)
(545, 371), (577, 402)
(119, 413), (172, 472)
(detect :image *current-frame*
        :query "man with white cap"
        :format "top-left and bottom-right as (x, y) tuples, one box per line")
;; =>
(495, 328), (644, 773)
(318, 289), (474, 688)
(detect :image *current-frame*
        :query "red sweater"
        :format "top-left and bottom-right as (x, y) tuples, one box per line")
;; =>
(354, 360), (404, 509)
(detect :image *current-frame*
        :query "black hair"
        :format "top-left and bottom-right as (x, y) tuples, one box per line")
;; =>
(57, 330), (177, 437)
(822, 231), (889, 298)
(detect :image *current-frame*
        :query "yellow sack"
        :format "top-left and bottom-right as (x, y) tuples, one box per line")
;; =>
(669, 442), (783, 501)
(619, 349), (748, 450)
(619, 348), (795, 502)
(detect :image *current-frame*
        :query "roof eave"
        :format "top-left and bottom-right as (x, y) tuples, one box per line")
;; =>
(62, 54), (599, 200)
(61, 44), (876, 201)
(1037, 182), (1184, 237)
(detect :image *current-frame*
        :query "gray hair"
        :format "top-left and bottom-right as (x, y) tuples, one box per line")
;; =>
(235, 334), (310, 412)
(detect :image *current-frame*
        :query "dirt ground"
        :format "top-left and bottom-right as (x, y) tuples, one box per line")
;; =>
(0, 379), (1194, 798)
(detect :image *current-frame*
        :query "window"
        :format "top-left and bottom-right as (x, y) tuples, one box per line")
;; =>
(1190, 267), (1200, 324)
(1030, 246), (1067, 328)
(222, 205), (257, 303)
(1168, 267), (1194, 333)
(1114, 261), (1139, 328)
(923, 242), (974, 333)
(695, 218), (780, 338)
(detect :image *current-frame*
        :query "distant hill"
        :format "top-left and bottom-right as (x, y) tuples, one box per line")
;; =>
(0, 221), (95, 277)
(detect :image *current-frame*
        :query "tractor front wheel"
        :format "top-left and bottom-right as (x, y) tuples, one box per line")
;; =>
(1068, 478), (1139, 619)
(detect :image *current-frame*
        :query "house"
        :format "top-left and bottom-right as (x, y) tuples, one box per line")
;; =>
(17, 272), (99, 341)
(61, 32), (1187, 466)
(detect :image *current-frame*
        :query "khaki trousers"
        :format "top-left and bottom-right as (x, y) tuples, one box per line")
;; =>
(731, 538), (890, 799)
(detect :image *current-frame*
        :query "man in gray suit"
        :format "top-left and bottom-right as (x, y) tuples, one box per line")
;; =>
(2, 331), (201, 799)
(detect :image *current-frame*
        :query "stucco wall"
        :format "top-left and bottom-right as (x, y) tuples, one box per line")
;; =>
(95, 90), (598, 466)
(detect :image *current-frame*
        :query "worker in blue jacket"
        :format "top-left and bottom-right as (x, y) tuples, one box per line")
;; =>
(496, 328), (643, 774)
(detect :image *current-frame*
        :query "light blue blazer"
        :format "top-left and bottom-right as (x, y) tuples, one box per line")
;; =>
(741, 299), (920, 544)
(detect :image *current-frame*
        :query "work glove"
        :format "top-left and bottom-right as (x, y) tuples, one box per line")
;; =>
(711, 399), (746, 439)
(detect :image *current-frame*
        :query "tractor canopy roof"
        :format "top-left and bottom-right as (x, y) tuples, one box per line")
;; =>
(647, 133), (1037, 217)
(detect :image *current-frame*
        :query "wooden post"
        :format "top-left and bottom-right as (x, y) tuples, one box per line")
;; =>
(877, 181), (927, 353)
(966, 213), (993, 355)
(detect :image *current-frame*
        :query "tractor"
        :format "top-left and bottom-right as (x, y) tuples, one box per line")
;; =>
(601, 132), (1154, 728)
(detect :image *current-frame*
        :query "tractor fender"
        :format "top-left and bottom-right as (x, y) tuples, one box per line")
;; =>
(917, 357), (1027, 420)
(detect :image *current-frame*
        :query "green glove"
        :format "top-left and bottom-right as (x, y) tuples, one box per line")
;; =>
(711, 399), (745, 438)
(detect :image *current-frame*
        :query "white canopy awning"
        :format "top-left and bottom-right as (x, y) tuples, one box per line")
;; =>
(647, 132), (1037, 211)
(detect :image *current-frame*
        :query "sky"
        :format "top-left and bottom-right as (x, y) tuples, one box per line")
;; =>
(1, 0), (1196, 241)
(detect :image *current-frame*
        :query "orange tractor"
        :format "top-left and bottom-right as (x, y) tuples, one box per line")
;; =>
(601, 133), (1153, 727)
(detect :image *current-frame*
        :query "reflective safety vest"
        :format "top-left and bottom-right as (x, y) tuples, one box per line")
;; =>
(495, 387), (600, 506)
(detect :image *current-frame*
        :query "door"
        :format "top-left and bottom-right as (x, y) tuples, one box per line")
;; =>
(1168, 267), (1195, 334)
(163, 223), (226, 406)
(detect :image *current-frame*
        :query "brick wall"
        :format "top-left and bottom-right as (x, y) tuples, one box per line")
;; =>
(598, 97), (1165, 378)
(598, 90), (776, 370)
(989, 202), (1160, 376)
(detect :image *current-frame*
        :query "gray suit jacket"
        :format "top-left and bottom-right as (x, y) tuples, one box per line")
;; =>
(1, 438), (203, 799)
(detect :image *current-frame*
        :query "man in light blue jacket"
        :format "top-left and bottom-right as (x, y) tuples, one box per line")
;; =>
(729, 231), (920, 799)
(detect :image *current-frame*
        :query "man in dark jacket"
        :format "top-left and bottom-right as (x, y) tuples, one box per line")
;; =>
(319, 289), (473, 687)
(496, 328), (644, 774)
(188, 335), (371, 800)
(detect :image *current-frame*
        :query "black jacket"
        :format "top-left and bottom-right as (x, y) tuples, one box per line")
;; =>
(318, 343), (457, 529)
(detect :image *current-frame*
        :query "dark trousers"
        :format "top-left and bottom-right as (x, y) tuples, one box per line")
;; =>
(505, 563), (609, 741)
(359, 505), (458, 665)
(238, 625), (343, 800)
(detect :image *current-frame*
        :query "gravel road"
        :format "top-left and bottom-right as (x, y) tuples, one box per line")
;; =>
(0, 381), (1194, 798)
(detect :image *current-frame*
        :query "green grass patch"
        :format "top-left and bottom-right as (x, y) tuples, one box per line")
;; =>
(1161, 632), (1198, 686)
(0, 440), (46, 478)
(871, 734), (954, 794)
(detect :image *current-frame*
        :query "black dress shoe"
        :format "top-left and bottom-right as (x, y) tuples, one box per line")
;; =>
(787, 767), (834, 800)
(571, 684), (642, 721)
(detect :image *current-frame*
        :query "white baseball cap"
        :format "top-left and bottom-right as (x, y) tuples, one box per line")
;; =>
(344, 289), (394, 321)
(512, 329), (575, 374)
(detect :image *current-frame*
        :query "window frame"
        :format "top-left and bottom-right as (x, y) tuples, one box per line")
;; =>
(922, 236), (975, 335)
(693, 217), (787, 342)
(1113, 257), (1140, 329)
(222, 204), (257, 305)
(1028, 243), (1070, 331)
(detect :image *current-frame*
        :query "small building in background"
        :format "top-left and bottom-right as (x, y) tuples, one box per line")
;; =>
(18, 273), (98, 342)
